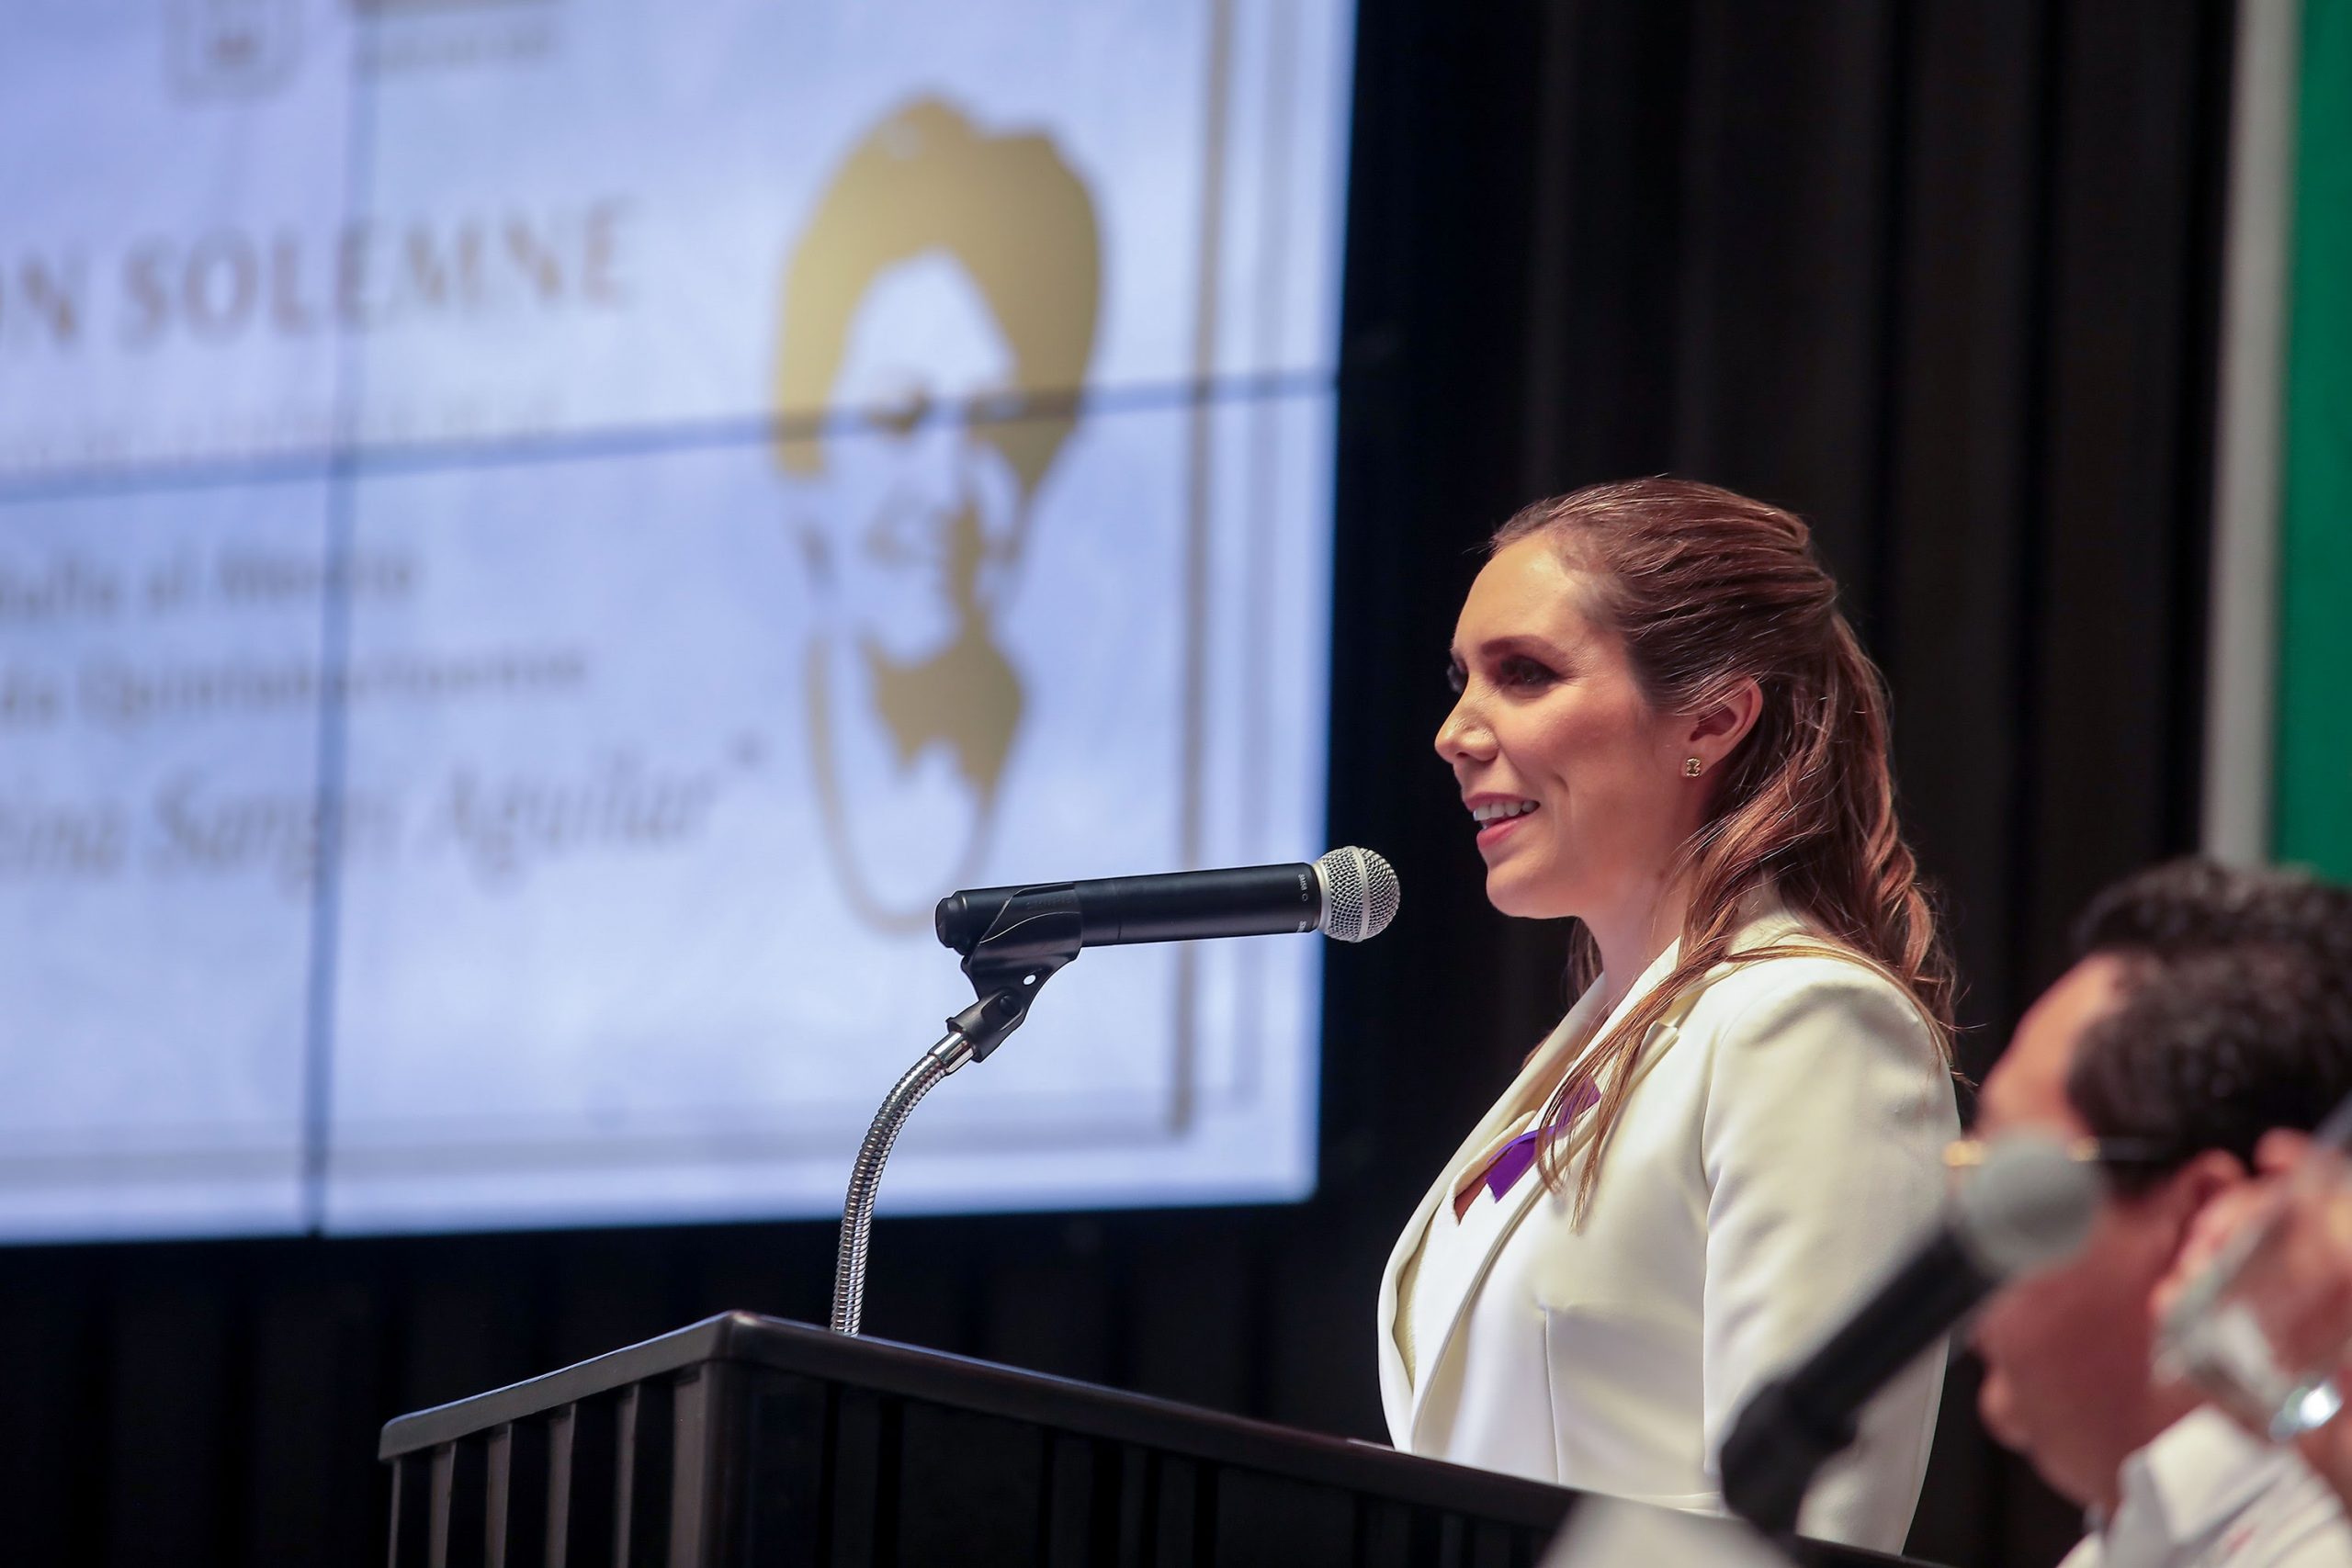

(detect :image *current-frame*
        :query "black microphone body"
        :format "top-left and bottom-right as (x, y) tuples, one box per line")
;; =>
(1717, 1134), (2098, 1539)
(1717, 1233), (1994, 1536)
(936, 862), (1322, 954)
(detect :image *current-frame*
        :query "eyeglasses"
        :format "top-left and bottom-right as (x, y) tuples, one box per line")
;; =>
(1942, 1136), (2183, 1179)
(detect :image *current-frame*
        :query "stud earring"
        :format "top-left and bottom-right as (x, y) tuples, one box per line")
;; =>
(1683, 757), (1703, 778)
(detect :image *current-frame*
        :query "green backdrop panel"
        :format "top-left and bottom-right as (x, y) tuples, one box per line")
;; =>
(2278, 0), (2352, 876)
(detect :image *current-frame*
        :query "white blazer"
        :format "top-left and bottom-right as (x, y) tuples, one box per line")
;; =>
(1376, 906), (1960, 1552)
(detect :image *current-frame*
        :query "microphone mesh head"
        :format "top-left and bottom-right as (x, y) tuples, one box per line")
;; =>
(1315, 848), (1399, 942)
(1952, 1133), (2102, 1280)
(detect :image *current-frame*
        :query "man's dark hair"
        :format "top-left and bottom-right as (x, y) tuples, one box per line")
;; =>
(2066, 858), (2352, 1190)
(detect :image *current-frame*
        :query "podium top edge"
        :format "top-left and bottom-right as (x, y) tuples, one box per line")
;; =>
(373, 1309), (1581, 1530)
(377, 1308), (764, 1458)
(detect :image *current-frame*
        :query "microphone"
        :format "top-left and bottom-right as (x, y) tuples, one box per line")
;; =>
(934, 847), (1400, 956)
(1718, 1132), (2100, 1537)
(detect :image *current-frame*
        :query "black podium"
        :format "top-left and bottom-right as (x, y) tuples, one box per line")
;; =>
(379, 1310), (1920, 1567)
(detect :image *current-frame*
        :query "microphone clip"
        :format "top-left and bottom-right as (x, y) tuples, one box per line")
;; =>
(948, 886), (1082, 1062)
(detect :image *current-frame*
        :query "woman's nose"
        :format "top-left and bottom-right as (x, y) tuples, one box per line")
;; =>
(1434, 694), (1493, 763)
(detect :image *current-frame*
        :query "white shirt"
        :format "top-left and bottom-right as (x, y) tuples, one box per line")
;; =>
(2059, 1409), (2352, 1568)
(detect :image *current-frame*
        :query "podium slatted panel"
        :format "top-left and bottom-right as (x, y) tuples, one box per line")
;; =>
(383, 1312), (1916, 1568)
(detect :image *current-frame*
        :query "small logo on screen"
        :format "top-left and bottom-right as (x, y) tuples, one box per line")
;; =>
(168, 0), (301, 99)
(345, 0), (557, 11)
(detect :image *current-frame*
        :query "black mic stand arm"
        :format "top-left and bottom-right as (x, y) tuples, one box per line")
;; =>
(828, 889), (1083, 1336)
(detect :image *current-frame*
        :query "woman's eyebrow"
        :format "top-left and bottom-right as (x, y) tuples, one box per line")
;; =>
(1467, 633), (1574, 663)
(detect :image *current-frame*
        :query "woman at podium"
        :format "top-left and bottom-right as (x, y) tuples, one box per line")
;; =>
(1378, 478), (1960, 1551)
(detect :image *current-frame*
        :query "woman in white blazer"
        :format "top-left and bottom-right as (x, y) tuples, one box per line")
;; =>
(1382, 479), (1961, 1552)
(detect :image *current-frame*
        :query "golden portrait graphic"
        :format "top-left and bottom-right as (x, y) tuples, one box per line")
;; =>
(775, 97), (1102, 932)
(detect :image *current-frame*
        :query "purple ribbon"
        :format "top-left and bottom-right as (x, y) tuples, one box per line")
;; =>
(1475, 1080), (1600, 1203)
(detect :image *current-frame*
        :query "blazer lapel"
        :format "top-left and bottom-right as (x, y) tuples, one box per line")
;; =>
(1375, 993), (1602, 1440)
(1401, 1135), (1558, 1441)
(1387, 940), (1702, 1449)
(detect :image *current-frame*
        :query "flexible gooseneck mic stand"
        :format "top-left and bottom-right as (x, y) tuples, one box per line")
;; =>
(828, 850), (1399, 1335)
(828, 889), (1084, 1336)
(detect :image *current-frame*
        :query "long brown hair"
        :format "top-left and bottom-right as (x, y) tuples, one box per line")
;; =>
(1497, 479), (1956, 1215)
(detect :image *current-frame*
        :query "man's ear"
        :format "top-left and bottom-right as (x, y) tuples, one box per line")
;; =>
(1682, 677), (1764, 773)
(2160, 1147), (2253, 1258)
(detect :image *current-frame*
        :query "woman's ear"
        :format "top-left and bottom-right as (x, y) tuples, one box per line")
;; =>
(1682, 677), (1764, 772)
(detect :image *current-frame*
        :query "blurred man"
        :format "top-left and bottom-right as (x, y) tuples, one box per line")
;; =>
(1971, 859), (2352, 1566)
(773, 96), (1101, 931)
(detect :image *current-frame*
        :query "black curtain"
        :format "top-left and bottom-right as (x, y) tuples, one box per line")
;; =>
(1334, 2), (2232, 1560)
(0, 4), (2233, 1565)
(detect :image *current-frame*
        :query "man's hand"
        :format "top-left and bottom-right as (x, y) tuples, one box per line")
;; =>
(2158, 1131), (2352, 1510)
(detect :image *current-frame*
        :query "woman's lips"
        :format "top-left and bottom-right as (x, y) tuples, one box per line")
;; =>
(1476, 807), (1537, 851)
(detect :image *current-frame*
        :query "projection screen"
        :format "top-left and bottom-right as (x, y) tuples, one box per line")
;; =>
(0, 0), (1356, 1238)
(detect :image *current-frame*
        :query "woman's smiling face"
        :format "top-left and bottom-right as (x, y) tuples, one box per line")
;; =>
(1436, 535), (1698, 921)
